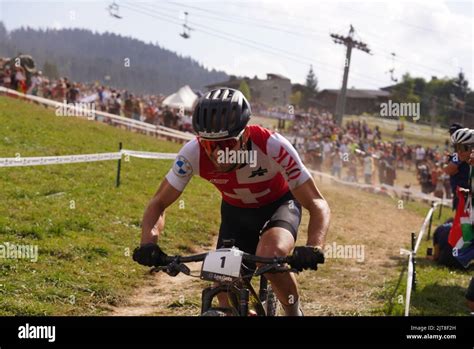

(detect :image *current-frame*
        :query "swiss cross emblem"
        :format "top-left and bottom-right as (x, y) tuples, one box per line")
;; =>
(223, 188), (271, 204)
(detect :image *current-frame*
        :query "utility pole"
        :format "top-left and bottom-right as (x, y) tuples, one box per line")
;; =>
(331, 25), (371, 125)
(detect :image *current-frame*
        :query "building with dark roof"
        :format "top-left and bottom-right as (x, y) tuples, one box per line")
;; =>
(315, 89), (391, 115)
(206, 73), (291, 106)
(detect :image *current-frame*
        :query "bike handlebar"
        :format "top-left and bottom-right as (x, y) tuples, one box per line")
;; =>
(162, 251), (292, 266)
(153, 248), (324, 277)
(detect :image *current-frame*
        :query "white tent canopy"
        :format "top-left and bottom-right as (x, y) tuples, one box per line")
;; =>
(162, 85), (198, 111)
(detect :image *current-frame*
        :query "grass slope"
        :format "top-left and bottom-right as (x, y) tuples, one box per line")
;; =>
(0, 96), (221, 315)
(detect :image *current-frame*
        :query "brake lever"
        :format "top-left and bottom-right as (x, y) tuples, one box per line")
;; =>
(160, 262), (191, 277)
(149, 266), (167, 274)
(255, 263), (290, 276)
(177, 263), (191, 275)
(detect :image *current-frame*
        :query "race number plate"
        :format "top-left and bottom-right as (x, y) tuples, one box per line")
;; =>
(200, 248), (243, 282)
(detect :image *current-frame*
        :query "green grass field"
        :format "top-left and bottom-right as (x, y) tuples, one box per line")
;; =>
(0, 96), (221, 315)
(345, 114), (449, 148)
(376, 201), (473, 316)
(0, 97), (471, 316)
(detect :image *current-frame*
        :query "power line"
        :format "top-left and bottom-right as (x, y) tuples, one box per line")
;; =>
(124, 3), (403, 85)
(163, 1), (465, 79)
(338, 2), (470, 42)
(120, 3), (316, 67)
(141, 1), (329, 40)
(118, 3), (472, 116)
(196, 0), (469, 42)
(121, 2), (469, 114)
(123, 3), (343, 70)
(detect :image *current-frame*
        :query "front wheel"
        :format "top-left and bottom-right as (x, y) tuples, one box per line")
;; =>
(200, 308), (229, 316)
(265, 285), (280, 316)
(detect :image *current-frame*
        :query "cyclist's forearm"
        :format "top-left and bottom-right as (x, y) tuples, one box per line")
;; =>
(306, 198), (330, 247)
(141, 199), (165, 245)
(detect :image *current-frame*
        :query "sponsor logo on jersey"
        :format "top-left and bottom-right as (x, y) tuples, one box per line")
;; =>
(249, 166), (268, 178)
(209, 178), (229, 184)
(272, 146), (301, 180)
(173, 155), (193, 177)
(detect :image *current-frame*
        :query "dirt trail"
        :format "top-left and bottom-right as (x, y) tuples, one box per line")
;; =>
(110, 242), (215, 316)
(109, 179), (425, 316)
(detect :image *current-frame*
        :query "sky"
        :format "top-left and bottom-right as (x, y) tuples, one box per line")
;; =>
(0, 0), (472, 89)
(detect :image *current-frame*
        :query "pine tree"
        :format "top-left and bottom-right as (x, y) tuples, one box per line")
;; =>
(239, 80), (251, 101)
(302, 65), (318, 109)
(305, 65), (318, 92)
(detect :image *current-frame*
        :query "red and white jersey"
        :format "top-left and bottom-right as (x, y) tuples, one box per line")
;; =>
(165, 125), (311, 208)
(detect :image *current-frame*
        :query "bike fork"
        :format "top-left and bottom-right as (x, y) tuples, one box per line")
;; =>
(239, 288), (249, 316)
(258, 275), (268, 302)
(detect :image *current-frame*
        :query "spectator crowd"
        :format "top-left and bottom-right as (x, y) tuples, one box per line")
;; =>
(0, 62), (458, 200)
(285, 109), (454, 200)
(0, 64), (193, 132)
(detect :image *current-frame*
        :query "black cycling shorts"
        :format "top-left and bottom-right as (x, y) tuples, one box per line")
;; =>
(466, 277), (474, 302)
(216, 191), (302, 257)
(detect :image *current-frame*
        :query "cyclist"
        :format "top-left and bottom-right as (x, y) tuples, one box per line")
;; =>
(444, 127), (472, 210)
(133, 88), (331, 316)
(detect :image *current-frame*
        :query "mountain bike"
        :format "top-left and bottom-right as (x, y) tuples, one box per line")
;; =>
(150, 239), (322, 316)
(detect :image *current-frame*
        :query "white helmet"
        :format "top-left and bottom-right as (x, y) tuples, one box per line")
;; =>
(451, 128), (474, 145)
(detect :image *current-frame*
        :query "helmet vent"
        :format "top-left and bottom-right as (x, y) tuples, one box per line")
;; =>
(222, 108), (227, 129)
(202, 108), (207, 128)
(210, 108), (217, 130)
(229, 108), (237, 128)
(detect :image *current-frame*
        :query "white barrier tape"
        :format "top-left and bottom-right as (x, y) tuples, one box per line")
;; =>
(156, 125), (194, 138)
(414, 205), (437, 253)
(0, 152), (122, 167)
(0, 87), (194, 141)
(310, 169), (451, 206)
(403, 202), (440, 317)
(400, 248), (412, 256)
(405, 253), (414, 317)
(111, 118), (190, 139)
(121, 149), (177, 160)
(0, 149), (179, 167)
(311, 168), (448, 317)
